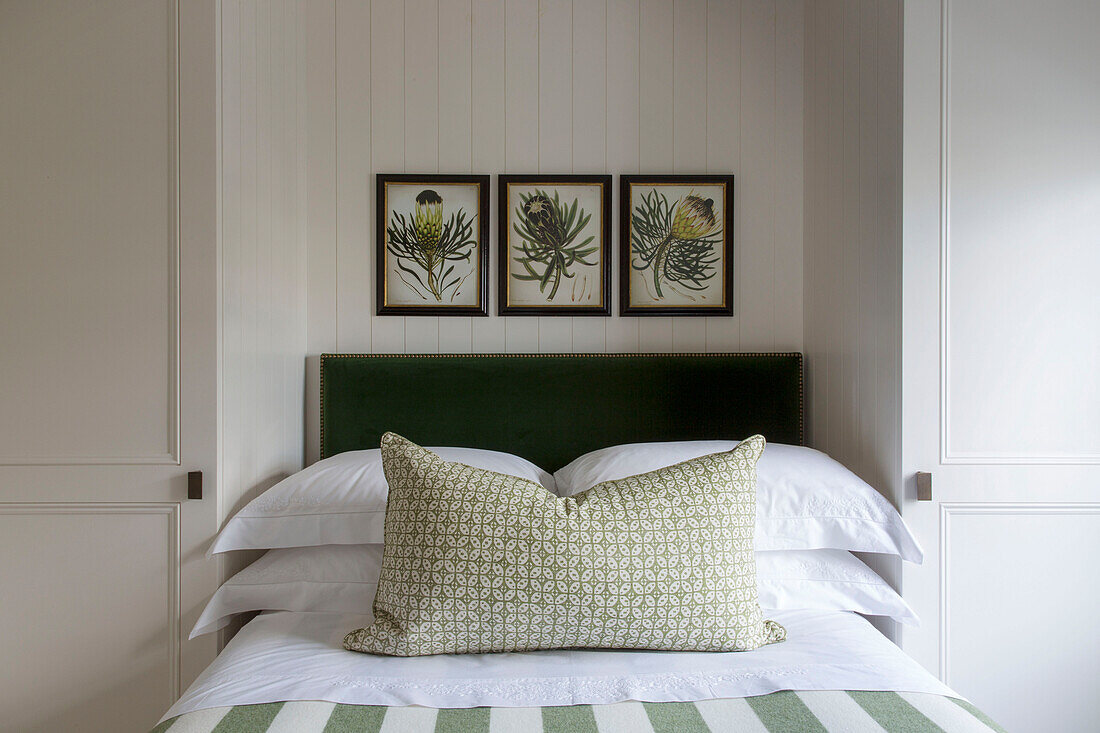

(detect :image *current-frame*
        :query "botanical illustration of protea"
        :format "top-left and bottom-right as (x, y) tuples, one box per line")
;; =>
(387, 189), (476, 301)
(511, 189), (597, 301)
(630, 190), (723, 299)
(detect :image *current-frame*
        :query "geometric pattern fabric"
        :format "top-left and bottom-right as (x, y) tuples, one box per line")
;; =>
(344, 433), (785, 656)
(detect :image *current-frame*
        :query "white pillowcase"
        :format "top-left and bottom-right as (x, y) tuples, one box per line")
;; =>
(192, 544), (381, 637)
(756, 550), (917, 626)
(208, 448), (555, 555)
(191, 545), (916, 638)
(554, 440), (923, 562)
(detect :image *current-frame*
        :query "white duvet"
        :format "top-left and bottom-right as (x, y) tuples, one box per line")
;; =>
(164, 609), (952, 722)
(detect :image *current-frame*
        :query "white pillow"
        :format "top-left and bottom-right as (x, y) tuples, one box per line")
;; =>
(757, 549), (917, 626)
(190, 544), (916, 638)
(191, 544), (381, 638)
(554, 440), (923, 562)
(208, 447), (555, 555)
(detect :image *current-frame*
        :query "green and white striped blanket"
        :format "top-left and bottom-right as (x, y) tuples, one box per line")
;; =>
(152, 691), (1005, 732)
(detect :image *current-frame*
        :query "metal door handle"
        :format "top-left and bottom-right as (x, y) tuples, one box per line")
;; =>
(915, 471), (932, 501)
(188, 471), (203, 500)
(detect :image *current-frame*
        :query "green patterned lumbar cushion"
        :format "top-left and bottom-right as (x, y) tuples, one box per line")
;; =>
(344, 432), (785, 656)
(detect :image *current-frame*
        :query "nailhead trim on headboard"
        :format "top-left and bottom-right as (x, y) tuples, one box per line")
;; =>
(319, 352), (804, 461)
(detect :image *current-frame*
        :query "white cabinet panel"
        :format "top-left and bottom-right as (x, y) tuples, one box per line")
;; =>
(0, 505), (179, 733)
(943, 0), (1100, 463)
(901, 3), (1100, 732)
(944, 506), (1100, 732)
(0, 3), (220, 730)
(0, 0), (177, 464)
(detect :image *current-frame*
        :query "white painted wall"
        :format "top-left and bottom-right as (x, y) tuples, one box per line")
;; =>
(801, 0), (903, 630)
(219, 0), (310, 604)
(302, 0), (806, 462)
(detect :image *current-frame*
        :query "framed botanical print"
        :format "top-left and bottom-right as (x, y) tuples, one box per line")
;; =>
(376, 174), (489, 316)
(620, 175), (734, 316)
(498, 174), (612, 316)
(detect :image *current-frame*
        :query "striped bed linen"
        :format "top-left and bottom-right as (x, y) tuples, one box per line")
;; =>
(152, 691), (1005, 733)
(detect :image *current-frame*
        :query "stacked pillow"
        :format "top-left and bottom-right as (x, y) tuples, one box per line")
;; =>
(207, 447), (554, 554)
(194, 544), (915, 638)
(195, 439), (920, 640)
(553, 440), (922, 561)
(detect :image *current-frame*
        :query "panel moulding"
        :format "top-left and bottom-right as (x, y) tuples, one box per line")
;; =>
(0, 502), (182, 697)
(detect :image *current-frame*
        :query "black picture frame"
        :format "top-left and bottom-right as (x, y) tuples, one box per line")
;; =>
(376, 173), (490, 316)
(498, 174), (613, 316)
(619, 174), (735, 316)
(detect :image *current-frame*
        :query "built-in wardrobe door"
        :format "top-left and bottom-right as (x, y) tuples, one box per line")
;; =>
(902, 1), (1100, 731)
(0, 2), (219, 731)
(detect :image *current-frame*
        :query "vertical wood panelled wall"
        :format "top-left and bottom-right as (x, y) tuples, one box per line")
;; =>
(804, 0), (901, 490)
(220, 0), (309, 589)
(304, 1), (805, 430)
(802, 0), (903, 624)
(223, 0), (806, 468)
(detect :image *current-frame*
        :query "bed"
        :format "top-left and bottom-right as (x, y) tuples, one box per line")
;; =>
(156, 354), (1005, 732)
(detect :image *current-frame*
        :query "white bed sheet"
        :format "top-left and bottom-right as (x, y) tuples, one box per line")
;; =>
(164, 609), (953, 721)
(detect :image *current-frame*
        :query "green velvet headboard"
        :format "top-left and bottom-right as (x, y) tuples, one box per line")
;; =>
(320, 353), (803, 472)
